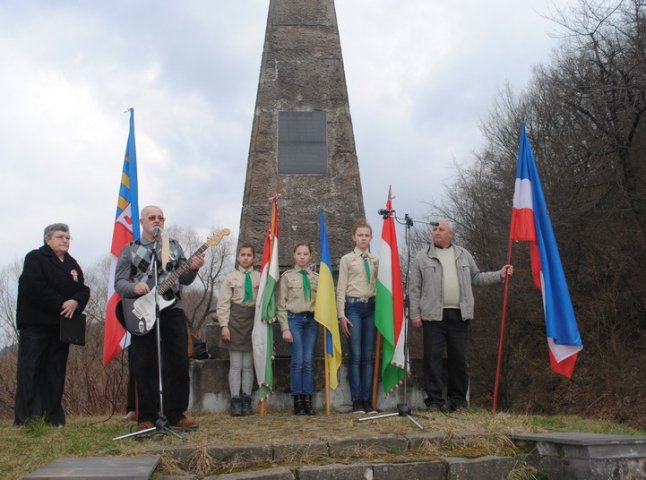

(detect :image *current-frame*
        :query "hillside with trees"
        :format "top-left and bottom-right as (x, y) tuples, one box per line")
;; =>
(421, 0), (646, 428)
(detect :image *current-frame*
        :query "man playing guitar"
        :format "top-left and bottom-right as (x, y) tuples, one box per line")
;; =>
(115, 205), (205, 431)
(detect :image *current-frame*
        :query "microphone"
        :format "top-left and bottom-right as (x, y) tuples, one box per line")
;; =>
(378, 209), (394, 216)
(151, 226), (162, 238)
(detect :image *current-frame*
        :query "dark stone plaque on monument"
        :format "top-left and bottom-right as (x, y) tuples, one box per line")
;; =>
(278, 111), (327, 175)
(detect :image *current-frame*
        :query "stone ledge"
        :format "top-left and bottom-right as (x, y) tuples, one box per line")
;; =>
(513, 432), (646, 459)
(272, 439), (329, 461)
(205, 466), (295, 480)
(205, 458), (519, 480)
(327, 433), (409, 457)
(513, 432), (646, 480)
(207, 444), (274, 464)
(372, 461), (447, 479)
(403, 431), (445, 450)
(445, 455), (517, 480)
(296, 463), (374, 480)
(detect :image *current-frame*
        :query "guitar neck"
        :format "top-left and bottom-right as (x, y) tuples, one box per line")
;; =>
(157, 242), (209, 295)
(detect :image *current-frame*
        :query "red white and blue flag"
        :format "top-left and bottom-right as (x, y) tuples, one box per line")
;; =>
(103, 108), (140, 366)
(510, 123), (582, 378)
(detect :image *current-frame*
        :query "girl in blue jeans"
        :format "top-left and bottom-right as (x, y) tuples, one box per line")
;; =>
(336, 219), (378, 414)
(277, 242), (319, 415)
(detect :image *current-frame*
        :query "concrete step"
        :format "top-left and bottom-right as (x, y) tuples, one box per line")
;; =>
(24, 432), (646, 479)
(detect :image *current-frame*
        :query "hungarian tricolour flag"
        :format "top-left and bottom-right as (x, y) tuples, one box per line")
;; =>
(252, 195), (279, 400)
(510, 123), (583, 378)
(374, 190), (406, 392)
(314, 210), (342, 389)
(103, 108), (140, 366)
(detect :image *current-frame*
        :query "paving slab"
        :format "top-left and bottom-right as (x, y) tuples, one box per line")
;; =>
(23, 455), (160, 479)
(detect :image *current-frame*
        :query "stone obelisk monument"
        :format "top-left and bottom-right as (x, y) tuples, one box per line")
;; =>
(191, 0), (428, 414)
(239, 0), (365, 268)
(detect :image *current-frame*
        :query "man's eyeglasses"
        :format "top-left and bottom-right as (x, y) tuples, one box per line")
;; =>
(147, 215), (165, 221)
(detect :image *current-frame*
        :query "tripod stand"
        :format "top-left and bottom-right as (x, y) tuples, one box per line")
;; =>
(114, 238), (186, 441)
(357, 212), (433, 431)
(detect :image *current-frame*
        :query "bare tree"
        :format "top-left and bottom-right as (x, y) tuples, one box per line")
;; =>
(163, 225), (236, 335)
(0, 260), (21, 417)
(0, 260), (21, 348)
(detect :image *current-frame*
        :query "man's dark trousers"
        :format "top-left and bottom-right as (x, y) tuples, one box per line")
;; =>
(131, 308), (189, 424)
(422, 308), (470, 409)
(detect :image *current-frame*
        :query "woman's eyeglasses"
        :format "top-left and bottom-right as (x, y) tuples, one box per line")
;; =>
(52, 234), (72, 241)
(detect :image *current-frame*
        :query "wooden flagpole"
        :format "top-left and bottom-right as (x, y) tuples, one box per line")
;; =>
(257, 188), (280, 418)
(324, 327), (331, 415)
(371, 333), (382, 408)
(491, 235), (514, 413)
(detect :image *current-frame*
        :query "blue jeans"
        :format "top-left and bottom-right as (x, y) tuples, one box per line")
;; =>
(288, 312), (318, 395)
(346, 299), (376, 401)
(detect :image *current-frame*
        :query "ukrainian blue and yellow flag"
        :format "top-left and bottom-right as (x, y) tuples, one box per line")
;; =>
(314, 210), (342, 388)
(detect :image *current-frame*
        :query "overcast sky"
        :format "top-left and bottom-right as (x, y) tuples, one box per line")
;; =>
(0, 0), (572, 269)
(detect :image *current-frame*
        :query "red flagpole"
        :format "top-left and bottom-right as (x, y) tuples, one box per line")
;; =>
(492, 226), (514, 413)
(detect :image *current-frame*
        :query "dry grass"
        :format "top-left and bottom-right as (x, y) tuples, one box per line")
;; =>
(1, 408), (643, 479)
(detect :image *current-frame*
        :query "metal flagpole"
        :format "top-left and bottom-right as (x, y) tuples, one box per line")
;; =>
(357, 211), (430, 431)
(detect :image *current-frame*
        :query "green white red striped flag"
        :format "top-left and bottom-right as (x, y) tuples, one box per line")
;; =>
(252, 195), (279, 400)
(375, 190), (406, 392)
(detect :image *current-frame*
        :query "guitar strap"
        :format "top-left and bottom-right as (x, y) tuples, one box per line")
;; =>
(161, 235), (170, 272)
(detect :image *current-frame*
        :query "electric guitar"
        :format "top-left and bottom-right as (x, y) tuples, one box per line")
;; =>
(117, 229), (230, 336)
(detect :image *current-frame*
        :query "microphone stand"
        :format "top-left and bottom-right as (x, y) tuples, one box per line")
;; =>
(114, 235), (185, 441)
(357, 211), (435, 431)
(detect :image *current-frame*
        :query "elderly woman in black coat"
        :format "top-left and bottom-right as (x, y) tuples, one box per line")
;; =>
(14, 223), (90, 426)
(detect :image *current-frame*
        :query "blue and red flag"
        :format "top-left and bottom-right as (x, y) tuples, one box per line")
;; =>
(103, 108), (140, 366)
(510, 123), (582, 378)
